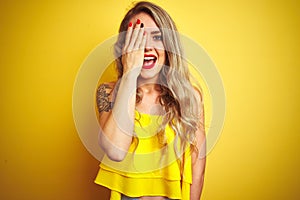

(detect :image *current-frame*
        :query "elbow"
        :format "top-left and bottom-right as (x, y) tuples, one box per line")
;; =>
(105, 150), (127, 162)
(102, 141), (127, 162)
(98, 133), (127, 162)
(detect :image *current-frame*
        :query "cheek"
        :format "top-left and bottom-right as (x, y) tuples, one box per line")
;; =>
(157, 50), (166, 64)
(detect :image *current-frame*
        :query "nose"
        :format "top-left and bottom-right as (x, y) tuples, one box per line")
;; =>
(144, 35), (153, 52)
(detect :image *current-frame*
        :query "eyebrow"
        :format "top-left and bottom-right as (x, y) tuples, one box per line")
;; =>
(150, 30), (161, 34)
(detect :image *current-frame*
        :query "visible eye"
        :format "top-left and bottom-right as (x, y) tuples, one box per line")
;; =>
(153, 35), (163, 41)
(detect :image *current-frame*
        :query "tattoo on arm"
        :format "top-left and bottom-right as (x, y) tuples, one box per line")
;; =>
(97, 84), (113, 113)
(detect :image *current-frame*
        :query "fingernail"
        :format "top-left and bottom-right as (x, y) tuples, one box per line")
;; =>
(140, 23), (144, 28)
(128, 22), (132, 27)
(137, 19), (141, 24)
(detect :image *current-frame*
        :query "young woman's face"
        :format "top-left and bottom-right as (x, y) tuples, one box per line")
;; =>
(130, 12), (166, 81)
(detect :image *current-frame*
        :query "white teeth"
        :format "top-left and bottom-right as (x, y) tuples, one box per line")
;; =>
(144, 56), (156, 61)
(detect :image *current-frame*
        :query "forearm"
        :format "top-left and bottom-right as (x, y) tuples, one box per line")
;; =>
(190, 135), (206, 200)
(99, 74), (137, 161)
(190, 170), (205, 200)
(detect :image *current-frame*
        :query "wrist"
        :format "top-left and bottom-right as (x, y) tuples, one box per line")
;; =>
(122, 68), (140, 80)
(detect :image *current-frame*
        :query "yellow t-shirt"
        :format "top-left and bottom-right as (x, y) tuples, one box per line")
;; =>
(94, 111), (192, 200)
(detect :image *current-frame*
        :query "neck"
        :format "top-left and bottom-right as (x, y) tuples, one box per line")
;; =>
(137, 76), (161, 93)
(138, 83), (160, 94)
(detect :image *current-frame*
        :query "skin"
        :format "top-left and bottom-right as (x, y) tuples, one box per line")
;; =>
(98, 12), (206, 200)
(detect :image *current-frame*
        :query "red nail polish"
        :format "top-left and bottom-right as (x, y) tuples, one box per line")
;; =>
(128, 22), (132, 27)
(137, 19), (141, 24)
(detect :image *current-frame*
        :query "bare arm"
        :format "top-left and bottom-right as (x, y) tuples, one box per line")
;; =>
(97, 20), (146, 162)
(97, 79), (136, 162)
(190, 89), (206, 200)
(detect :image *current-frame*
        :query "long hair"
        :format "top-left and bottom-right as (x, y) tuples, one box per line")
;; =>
(114, 1), (202, 161)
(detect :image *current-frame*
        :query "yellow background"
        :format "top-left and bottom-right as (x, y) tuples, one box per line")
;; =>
(1, 0), (299, 199)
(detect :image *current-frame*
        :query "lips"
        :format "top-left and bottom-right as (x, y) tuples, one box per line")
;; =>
(143, 54), (157, 69)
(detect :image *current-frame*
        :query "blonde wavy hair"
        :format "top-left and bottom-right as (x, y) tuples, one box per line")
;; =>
(114, 1), (202, 160)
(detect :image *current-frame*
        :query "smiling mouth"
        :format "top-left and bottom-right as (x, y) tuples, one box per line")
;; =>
(143, 55), (157, 69)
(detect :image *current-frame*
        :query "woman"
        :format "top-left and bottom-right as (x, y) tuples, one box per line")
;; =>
(95, 1), (206, 200)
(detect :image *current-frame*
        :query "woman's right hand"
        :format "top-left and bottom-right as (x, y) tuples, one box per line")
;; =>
(121, 19), (147, 78)
(97, 20), (146, 162)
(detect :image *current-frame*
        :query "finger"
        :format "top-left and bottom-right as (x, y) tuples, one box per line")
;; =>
(139, 31), (147, 50)
(123, 22), (133, 52)
(127, 19), (141, 51)
(133, 23), (144, 50)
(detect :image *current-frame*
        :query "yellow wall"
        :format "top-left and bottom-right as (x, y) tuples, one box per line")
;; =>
(1, 0), (299, 199)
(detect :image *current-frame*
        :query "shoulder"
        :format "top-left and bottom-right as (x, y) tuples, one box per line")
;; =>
(191, 86), (204, 122)
(192, 86), (203, 106)
(97, 82), (116, 94)
(96, 82), (117, 100)
(96, 82), (117, 113)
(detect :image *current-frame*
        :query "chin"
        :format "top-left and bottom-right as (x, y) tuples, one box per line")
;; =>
(139, 72), (158, 81)
(139, 63), (163, 82)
